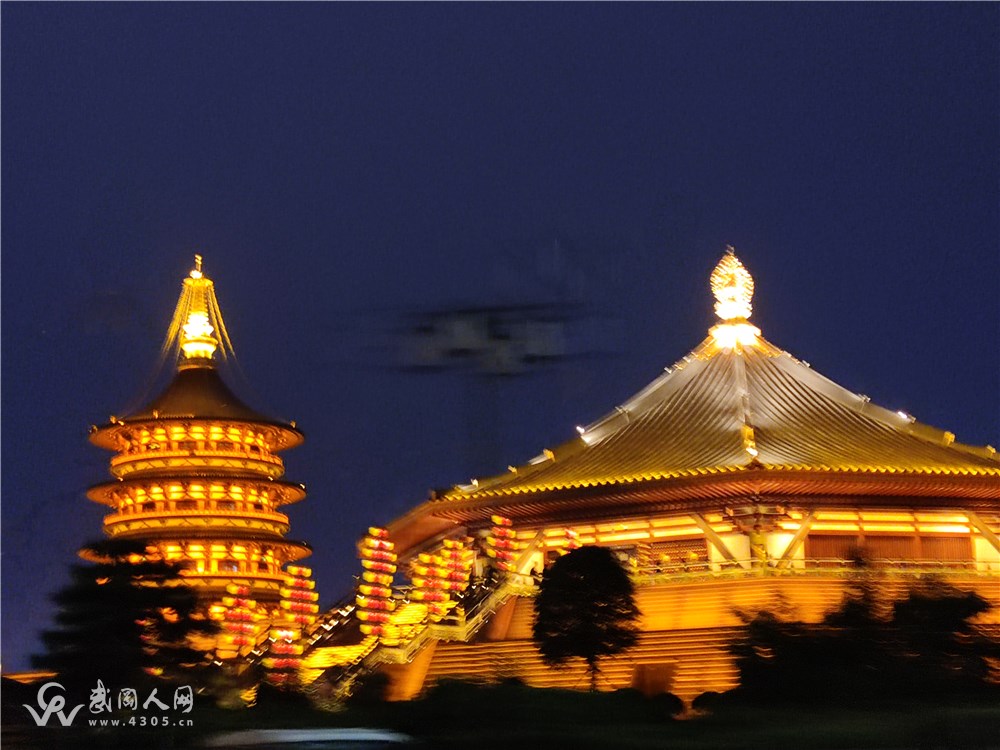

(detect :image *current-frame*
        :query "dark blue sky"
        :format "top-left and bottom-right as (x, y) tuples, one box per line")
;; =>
(3, 4), (997, 672)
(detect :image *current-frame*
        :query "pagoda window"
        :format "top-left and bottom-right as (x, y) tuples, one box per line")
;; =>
(176, 500), (197, 511)
(217, 500), (236, 511)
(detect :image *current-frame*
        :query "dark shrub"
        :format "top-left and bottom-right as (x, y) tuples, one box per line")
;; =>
(692, 691), (724, 713)
(650, 691), (685, 718)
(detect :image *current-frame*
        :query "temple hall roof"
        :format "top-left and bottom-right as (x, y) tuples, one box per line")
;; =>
(442, 250), (999, 502)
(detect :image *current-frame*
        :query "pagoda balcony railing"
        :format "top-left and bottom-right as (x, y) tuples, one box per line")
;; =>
(179, 570), (287, 595)
(103, 509), (291, 539)
(105, 503), (289, 523)
(110, 449), (285, 478)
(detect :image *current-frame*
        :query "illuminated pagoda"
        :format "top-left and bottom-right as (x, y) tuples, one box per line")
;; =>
(87, 257), (310, 621)
(304, 248), (1000, 703)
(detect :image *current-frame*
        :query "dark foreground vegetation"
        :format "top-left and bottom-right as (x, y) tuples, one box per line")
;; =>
(731, 575), (1000, 708)
(9, 550), (998, 749)
(6, 675), (1000, 750)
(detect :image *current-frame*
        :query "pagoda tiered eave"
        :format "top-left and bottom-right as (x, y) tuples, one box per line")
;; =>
(90, 415), (304, 453)
(86, 477), (307, 506)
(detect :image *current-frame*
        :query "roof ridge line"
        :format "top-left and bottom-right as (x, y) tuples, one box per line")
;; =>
(768, 347), (995, 458)
(732, 343), (759, 462)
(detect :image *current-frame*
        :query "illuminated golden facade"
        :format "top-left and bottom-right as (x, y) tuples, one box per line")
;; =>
(87, 258), (309, 606)
(305, 248), (1000, 703)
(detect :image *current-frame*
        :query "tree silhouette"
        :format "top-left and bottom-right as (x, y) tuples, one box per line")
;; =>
(34, 538), (217, 693)
(891, 578), (998, 690)
(731, 574), (999, 705)
(532, 546), (640, 691)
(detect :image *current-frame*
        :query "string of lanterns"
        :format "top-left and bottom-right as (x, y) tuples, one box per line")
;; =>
(355, 527), (400, 645)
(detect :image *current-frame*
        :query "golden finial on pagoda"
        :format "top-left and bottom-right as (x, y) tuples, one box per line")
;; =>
(710, 246), (754, 322)
(709, 247), (760, 349)
(157, 255), (236, 366)
(179, 255), (218, 360)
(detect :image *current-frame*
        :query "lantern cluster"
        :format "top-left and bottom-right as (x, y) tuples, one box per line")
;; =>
(264, 565), (318, 687)
(486, 515), (521, 572)
(355, 527), (398, 642)
(212, 584), (264, 659)
(410, 537), (474, 622)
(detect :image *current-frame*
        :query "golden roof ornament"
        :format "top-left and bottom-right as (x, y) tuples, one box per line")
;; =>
(179, 255), (218, 361)
(159, 255), (235, 368)
(711, 246), (754, 321)
(709, 247), (760, 349)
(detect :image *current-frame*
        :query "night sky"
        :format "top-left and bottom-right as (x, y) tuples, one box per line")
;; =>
(2, 4), (997, 672)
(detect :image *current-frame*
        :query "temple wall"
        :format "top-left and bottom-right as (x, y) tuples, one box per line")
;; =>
(502, 574), (1000, 640)
(974, 537), (1000, 572)
(712, 533), (749, 566)
(767, 531), (804, 565)
(382, 641), (438, 701)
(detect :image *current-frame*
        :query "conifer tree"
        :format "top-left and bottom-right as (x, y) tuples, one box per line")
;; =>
(34, 538), (217, 693)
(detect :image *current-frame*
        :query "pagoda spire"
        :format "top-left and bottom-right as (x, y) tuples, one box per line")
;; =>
(162, 255), (234, 368)
(709, 247), (761, 349)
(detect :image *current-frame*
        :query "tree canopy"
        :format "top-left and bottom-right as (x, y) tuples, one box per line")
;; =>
(532, 546), (641, 690)
(34, 538), (217, 692)
(732, 575), (999, 705)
